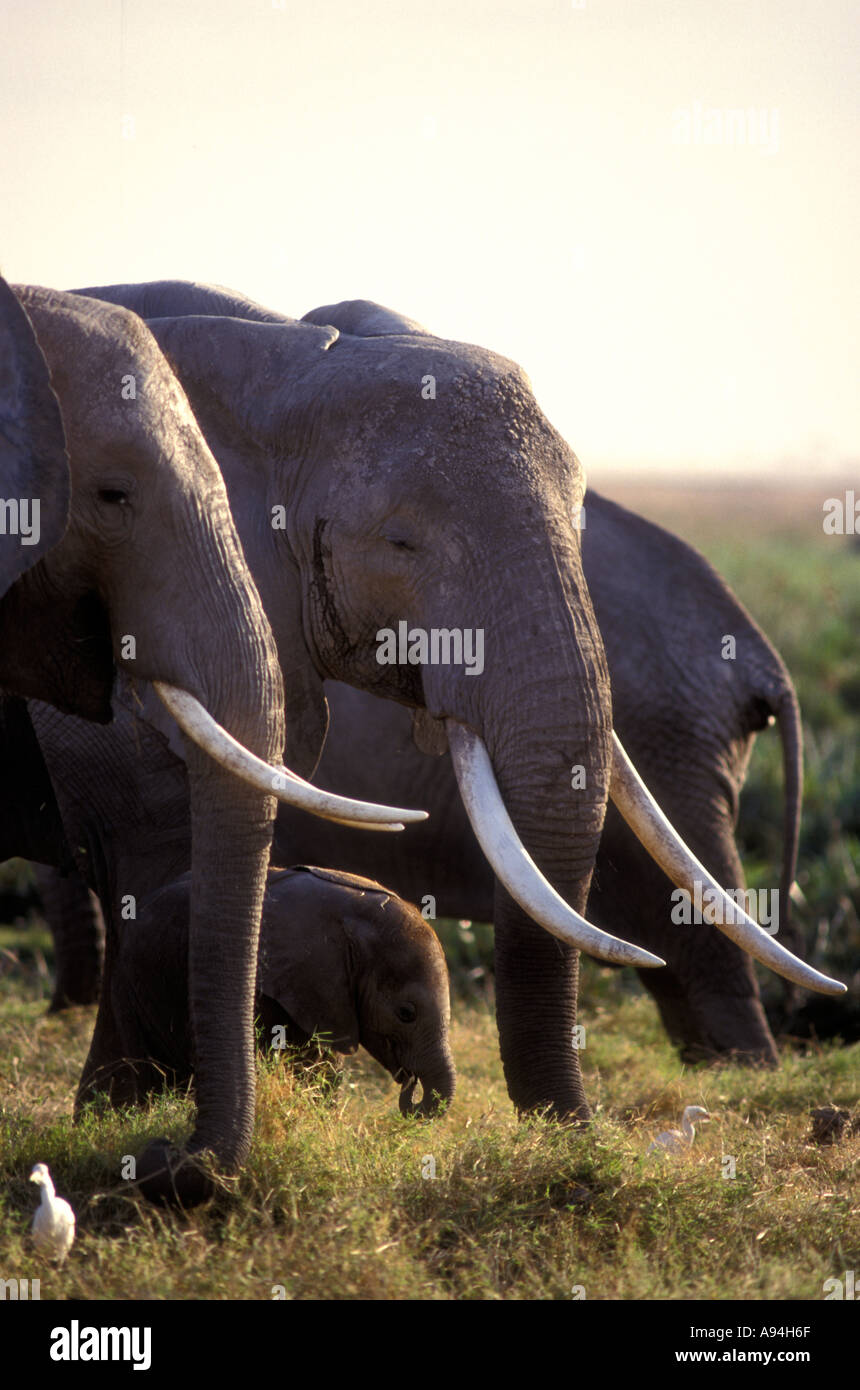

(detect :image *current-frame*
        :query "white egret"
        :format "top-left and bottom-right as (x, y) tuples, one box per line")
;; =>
(647, 1106), (711, 1155)
(29, 1163), (76, 1263)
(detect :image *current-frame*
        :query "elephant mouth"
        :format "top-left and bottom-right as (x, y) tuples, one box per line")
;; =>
(396, 1071), (422, 1116)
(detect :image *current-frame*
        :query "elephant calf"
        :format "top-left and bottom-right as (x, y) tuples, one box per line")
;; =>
(110, 866), (455, 1116)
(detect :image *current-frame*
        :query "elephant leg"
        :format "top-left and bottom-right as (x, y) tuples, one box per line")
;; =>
(34, 863), (105, 1011)
(75, 921), (147, 1110)
(629, 962), (713, 1060)
(75, 996), (144, 1108)
(591, 804), (779, 1065)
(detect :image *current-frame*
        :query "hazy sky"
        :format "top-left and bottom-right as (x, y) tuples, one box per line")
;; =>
(2, 0), (857, 474)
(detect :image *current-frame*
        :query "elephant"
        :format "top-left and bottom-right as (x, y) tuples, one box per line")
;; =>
(37, 484), (806, 1064)
(0, 277), (412, 1203)
(109, 864), (454, 1117)
(269, 490), (807, 1065)
(26, 279), (842, 1135)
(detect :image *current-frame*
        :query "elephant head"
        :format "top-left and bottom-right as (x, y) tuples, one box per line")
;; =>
(0, 278), (419, 1202)
(257, 866), (454, 1116)
(69, 281), (845, 1127)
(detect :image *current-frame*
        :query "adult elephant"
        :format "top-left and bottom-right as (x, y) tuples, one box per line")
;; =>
(275, 507), (804, 1064)
(0, 278), (414, 1202)
(268, 301), (812, 1067)
(44, 281), (841, 1128)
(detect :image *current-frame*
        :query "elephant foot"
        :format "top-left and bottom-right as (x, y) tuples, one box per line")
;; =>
(641, 968), (779, 1068)
(48, 969), (102, 1012)
(136, 1139), (215, 1207)
(685, 991), (780, 1067)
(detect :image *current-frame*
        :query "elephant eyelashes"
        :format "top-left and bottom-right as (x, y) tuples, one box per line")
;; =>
(397, 1003), (417, 1023)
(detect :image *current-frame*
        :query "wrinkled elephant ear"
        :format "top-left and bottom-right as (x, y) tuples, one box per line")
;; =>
(301, 299), (430, 337)
(258, 868), (361, 1052)
(0, 276), (70, 598)
(142, 312), (343, 779)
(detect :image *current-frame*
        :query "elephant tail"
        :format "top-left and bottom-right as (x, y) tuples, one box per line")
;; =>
(772, 680), (804, 956)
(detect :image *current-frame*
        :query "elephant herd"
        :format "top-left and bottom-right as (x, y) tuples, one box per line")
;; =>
(0, 274), (845, 1205)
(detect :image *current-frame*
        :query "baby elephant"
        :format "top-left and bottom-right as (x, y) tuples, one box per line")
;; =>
(111, 866), (455, 1116)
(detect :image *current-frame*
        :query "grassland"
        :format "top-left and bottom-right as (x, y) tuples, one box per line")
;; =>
(0, 477), (857, 1300)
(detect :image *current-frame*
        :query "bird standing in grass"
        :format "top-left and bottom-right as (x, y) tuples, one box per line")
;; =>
(29, 1163), (76, 1263)
(647, 1106), (711, 1155)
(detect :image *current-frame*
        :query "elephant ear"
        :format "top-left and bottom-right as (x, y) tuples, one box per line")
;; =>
(72, 279), (292, 325)
(259, 867), (361, 1053)
(301, 299), (429, 337)
(143, 313), (343, 779)
(0, 277), (70, 599)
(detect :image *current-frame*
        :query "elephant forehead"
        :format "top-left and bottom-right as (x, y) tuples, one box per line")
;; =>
(20, 289), (224, 481)
(332, 337), (534, 414)
(317, 367), (577, 498)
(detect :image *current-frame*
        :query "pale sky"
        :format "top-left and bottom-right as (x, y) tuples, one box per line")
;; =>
(2, 0), (858, 475)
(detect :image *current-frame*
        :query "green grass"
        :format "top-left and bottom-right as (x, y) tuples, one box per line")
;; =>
(0, 494), (857, 1299)
(0, 955), (857, 1300)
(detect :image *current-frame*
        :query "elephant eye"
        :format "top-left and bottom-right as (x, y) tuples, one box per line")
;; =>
(97, 487), (130, 506)
(386, 536), (415, 552)
(396, 1003), (417, 1024)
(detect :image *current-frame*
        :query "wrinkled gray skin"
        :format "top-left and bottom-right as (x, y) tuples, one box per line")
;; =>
(277, 496), (802, 1065)
(110, 865), (454, 1116)
(0, 278), (285, 1203)
(41, 488), (803, 1064)
(56, 278), (614, 1125)
(32, 863), (104, 1011)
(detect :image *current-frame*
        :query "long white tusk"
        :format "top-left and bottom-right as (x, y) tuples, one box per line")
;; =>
(446, 721), (665, 968)
(609, 732), (846, 996)
(154, 683), (428, 831)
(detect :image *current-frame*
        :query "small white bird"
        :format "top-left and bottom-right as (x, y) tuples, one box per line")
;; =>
(647, 1105), (711, 1155)
(29, 1163), (76, 1263)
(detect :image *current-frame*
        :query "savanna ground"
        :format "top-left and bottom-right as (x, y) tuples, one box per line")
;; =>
(0, 476), (857, 1301)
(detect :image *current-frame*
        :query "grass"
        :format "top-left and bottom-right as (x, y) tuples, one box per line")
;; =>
(1, 939), (857, 1300)
(0, 480), (857, 1299)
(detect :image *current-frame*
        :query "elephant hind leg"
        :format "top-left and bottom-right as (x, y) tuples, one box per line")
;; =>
(592, 805), (779, 1067)
(34, 863), (105, 1011)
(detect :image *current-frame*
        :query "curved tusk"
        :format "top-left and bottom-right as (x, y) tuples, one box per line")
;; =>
(154, 683), (428, 831)
(609, 732), (846, 996)
(446, 721), (665, 968)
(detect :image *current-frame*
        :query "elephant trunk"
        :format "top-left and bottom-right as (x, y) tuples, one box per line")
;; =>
(135, 498), (285, 1204)
(398, 1044), (456, 1117)
(428, 551), (613, 1121)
